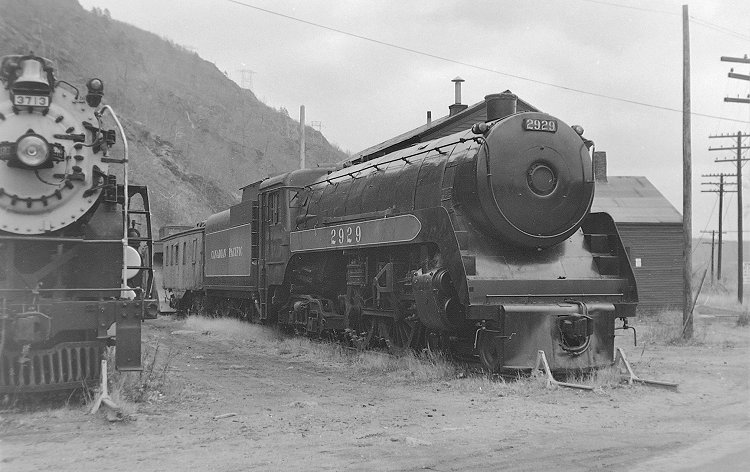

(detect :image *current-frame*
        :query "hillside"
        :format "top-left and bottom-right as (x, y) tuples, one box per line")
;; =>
(0, 0), (348, 227)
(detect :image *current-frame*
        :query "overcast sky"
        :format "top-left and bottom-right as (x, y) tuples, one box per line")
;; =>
(77, 0), (749, 242)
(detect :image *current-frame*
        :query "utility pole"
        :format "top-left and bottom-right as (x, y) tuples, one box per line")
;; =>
(700, 230), (716, 281)
(682, 5), (693, 338)
(701, 173), (737, 280)
(712, 54), (749, 303)
(299, 105), (306, 170)
(709, 133), (748, 303)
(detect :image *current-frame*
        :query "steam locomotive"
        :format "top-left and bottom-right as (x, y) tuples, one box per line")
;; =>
(162, 92), (637, 372)
(0, 54), (158, 393)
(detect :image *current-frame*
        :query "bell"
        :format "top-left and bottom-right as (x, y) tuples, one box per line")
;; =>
(12, 56), (51, 94)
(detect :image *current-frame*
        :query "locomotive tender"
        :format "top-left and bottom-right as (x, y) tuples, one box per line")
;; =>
(0, 54), (158, 393)
(162, 92), (637, 372)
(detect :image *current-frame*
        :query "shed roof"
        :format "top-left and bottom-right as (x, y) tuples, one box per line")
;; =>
(592, 176), (682, 224)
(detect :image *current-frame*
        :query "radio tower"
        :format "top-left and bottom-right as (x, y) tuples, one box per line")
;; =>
(237, 68), (255, 91)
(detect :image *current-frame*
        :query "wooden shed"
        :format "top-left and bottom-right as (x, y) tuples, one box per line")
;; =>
(590, 160), (684, 313)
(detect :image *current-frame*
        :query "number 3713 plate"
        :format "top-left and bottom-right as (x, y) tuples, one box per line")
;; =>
(522, 118), (557, 132)
(14, 95), (49, 107)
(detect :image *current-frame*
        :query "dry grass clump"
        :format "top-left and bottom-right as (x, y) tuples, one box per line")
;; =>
(737, 310), (750, 327)
(182, 316), (459, 383)
(636, 310), (706, 346)
(184, 316), (284, 346)
(103, 342), (183, 416)
(352, 350), (457, 382)
(454, 364), (626, 397)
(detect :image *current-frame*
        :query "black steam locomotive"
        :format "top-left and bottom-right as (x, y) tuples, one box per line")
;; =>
(162, 92), (637, 372)
(0, 54), (158, 393)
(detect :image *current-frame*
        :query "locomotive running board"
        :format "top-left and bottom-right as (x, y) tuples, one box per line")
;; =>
(614, 348), (679, 389)
(532, 350), (594, 391)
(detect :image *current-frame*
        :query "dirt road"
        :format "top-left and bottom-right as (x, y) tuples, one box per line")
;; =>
(1, 311), (748, 471)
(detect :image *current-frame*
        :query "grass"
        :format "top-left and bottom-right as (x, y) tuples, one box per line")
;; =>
(177, 316), (633, 391)
(102, 341), (183, 417)
(182, 315), (459, 383)
(635, 303), (750, 348)
(636, 310), (708, 346)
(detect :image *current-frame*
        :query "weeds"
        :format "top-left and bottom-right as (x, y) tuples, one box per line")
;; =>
(636, 310), (707, 346)
(103, 341), (181, 413)
(736, 310), (749, 327)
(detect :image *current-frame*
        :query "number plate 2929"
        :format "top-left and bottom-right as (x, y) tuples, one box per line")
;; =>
(522, 118), (557, 133)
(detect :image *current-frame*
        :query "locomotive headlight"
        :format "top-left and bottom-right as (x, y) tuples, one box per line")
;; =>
(85, 78), (104, 107)
(572, 125), (585, 136)
(16, 133), (50, 167)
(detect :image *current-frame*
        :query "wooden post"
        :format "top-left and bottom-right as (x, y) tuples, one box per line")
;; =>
(682, 4), (693, 338)
(701, 174), (736, 281)
(299, 105), (306, 170)
(736, 131), (744, 303)
(718, 175), (724, 280)
(710, 230), (715, 281)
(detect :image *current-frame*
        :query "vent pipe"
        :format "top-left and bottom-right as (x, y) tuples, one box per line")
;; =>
(449, 76), (468, 116)
(485, 91), (517, 122)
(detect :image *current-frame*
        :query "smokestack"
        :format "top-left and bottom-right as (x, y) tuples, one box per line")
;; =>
(485, 91), (517, 121)
(427, 111), (432, 124)
(449, 76), (468, 116)
(593, 151), (607, 182)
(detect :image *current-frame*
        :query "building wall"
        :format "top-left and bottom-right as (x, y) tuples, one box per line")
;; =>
(618, 223), (685, 314)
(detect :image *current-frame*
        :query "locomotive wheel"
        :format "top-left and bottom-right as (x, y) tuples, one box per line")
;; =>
(379, 318), (419, 353)
(478, 333), (504, 372)
(188, 294), (205, 317)
(350, 318), (376, 351)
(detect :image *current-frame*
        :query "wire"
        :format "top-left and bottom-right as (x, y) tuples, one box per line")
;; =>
(689, 16), (750, 43)
(692, 195), (718, 255)
(576, 0), (750, 42)
(227, 0), (749, 124)
(577, 0), (678, 16)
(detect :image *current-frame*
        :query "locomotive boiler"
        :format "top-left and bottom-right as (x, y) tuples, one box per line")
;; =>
(163, 92), (637, 373)
(0, 54), (158, 393)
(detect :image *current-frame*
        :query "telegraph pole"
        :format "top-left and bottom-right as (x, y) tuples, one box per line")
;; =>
(299, 105), (306, 170)
(709, 134), (748, 303)
(711, 53), (749, 303)
(682, 5), (693, 337)
(701, 173), (737, 280)
(700, 230), (716, 281)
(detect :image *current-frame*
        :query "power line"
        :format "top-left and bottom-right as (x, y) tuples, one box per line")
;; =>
(577, 0), (678, 16)
(690, 16), (750, 43)
(576, 0), (750, 42)
(227, 0), (749, 124)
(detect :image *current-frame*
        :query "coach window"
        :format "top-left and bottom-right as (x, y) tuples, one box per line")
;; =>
(175, 244), (180, 268)
(192, 239), (197, 264)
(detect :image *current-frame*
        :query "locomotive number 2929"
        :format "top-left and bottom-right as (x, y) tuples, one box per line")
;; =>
(330, 225), (362, 246)
(522, 118), (557, 133)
